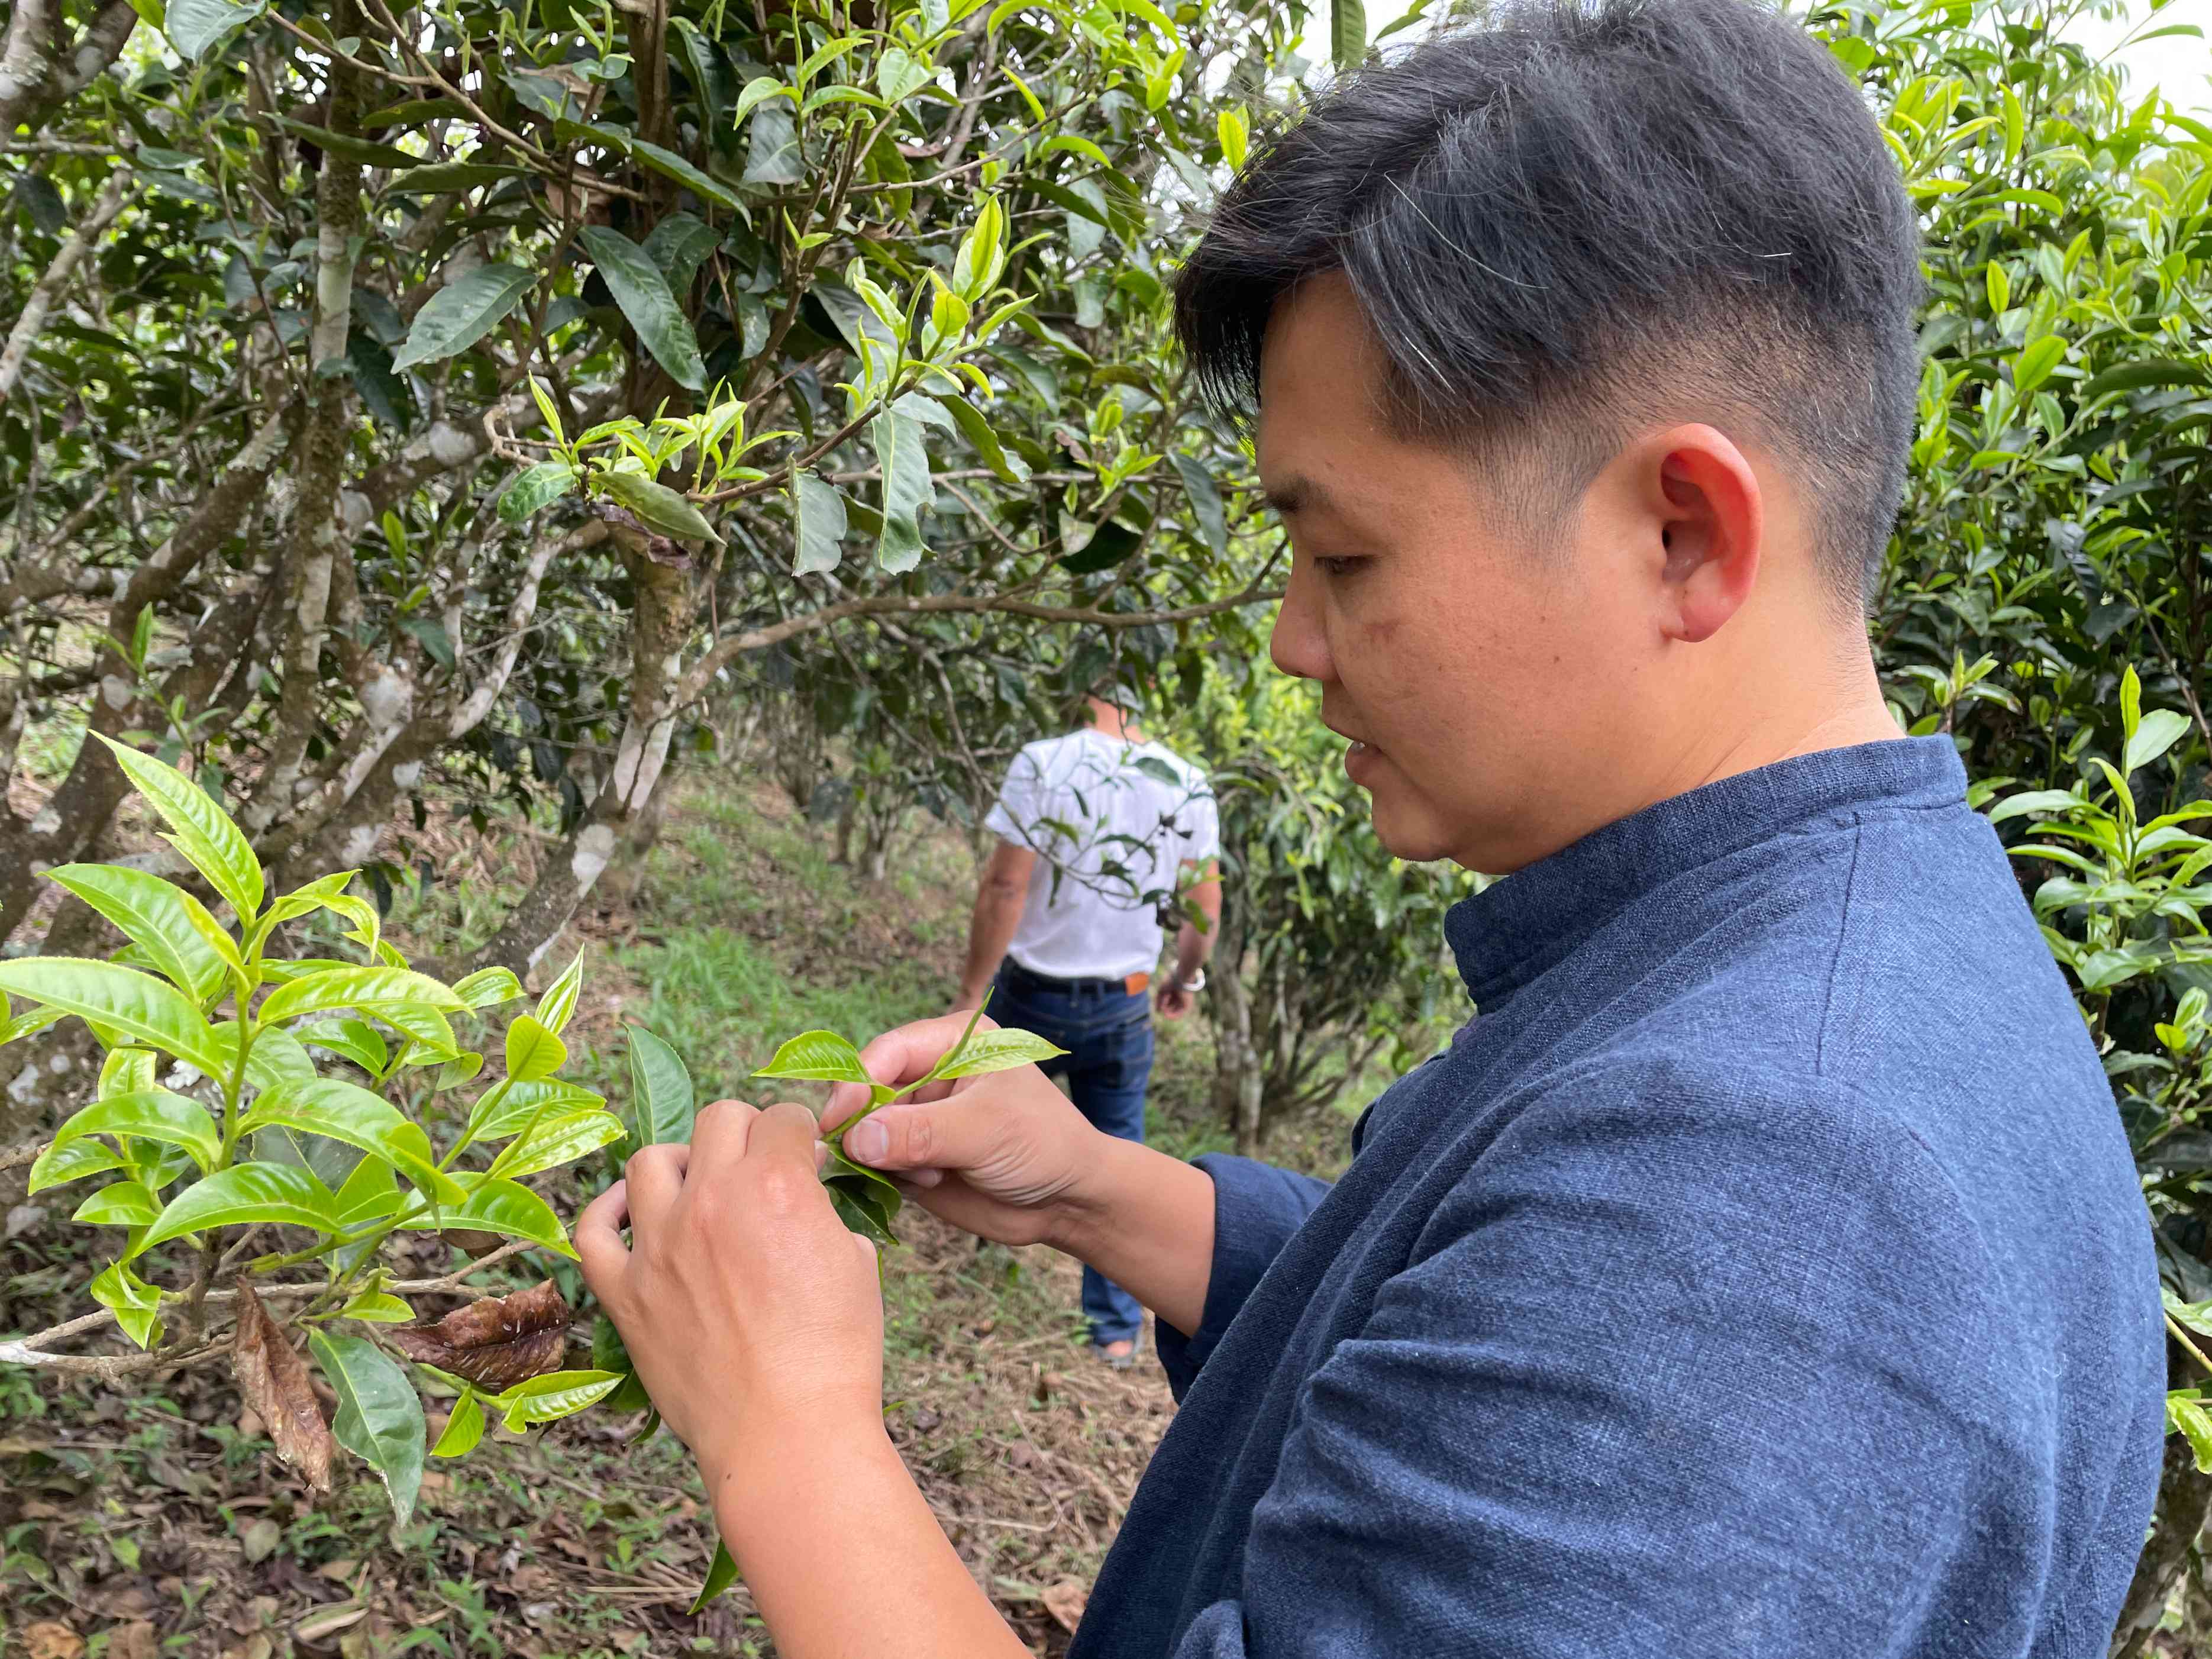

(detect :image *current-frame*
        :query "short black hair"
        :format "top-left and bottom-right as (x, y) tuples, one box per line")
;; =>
(1176, 0), (1924, 603)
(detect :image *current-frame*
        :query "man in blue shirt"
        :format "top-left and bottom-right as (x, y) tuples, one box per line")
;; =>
(577, 0), (2166, 1652)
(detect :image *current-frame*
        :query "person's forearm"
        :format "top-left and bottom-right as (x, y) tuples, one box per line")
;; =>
(1051, 1134), (1216, 1335)
(711, 1424), (1029, 1659)
(957, 886), (1024, 1005)
(1170, 919), (1213, 986)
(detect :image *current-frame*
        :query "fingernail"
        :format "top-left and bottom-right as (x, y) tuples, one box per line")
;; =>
(847, 1120), (889, 1163)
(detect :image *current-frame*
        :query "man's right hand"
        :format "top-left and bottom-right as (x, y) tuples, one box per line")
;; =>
(822, 1014), (1107, 1250)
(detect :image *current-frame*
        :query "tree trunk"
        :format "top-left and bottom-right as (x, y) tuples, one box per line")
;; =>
(473, 552), (696, 976)
(2113, 1431), (2211, 1658)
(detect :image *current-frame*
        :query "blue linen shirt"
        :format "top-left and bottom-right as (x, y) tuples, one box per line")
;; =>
(1071, 738), (2163, 1658)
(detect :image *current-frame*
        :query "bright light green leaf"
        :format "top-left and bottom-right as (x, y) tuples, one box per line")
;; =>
(505, 1015), (567, 1082)
(243, 1076), (467, 1203)
(91, 1259), (164, 1350)
(2127, 708), (2192, 775)
(91, 734), (261, 922)
(2011, 335), (2066, 397)
(431, 1386), (486, 1457)
(472, 1079), (608, 1141)
(755, 1028), (870, 1085)
(499, 1111), (627, 1178)
(451, 967), (525, 1011)
(533, 947), (585, 1037)
(927, 1028), (1068, 1079)
(0, 958), (227, 1076)
(46, 864), (231, 1005)
(73, 1180), (162, 1227)
(493, 1368), (625, 1428)
(54, 1089), (219, 1172)
(27, 1139), (127, 1195)
(498, 460), (577, 522)
(140, 1162), (341, 1253)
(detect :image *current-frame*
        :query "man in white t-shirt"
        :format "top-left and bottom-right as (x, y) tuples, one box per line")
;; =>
(952, 678), (1222, 1366)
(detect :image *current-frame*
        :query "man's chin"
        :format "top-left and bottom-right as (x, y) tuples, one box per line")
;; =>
(1362, 789), (1454, 865)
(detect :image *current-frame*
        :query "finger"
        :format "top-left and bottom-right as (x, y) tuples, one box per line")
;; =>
(575, 1180), (632, 1293)
(624, 1142), (690, 1224)
(823, 1013), (1002, 1133)
(687, 1099), (759, 1183)
(746, 1100), (821, 1171)
(839, 1092), (1002, 1173)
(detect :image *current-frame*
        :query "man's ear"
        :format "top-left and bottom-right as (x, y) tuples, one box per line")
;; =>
(1635, 424), (1763, 645)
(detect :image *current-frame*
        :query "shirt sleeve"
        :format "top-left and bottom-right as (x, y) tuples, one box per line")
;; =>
(1182, 782), (1222, 869)
(983, 748), (1042, 847)
(1156, 1154), (1332, 1402)
(1165, 1069), (2015, 1657)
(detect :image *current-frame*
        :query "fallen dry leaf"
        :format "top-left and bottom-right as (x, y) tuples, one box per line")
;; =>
(25, 1622), (84, 1659)
(231, 1283), (335, 1493)
(1042, 1578), (1088, 1634)
(385, 1280), (570, 1389)
(106, 1622), (158, 1659)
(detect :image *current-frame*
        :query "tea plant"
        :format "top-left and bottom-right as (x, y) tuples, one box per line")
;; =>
(1983, 668), (2212, 1466)
(0, 740), (1060, 1580)
(0, 737), (635, 1525)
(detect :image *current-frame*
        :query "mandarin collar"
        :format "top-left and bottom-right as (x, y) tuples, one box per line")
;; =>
(1444, 737), (1966, 1007)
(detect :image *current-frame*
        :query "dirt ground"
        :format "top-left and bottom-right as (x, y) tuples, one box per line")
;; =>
(0, 770), (1320, 1659)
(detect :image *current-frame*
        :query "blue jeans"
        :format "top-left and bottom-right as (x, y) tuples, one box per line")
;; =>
(990, 963), (1154, 1346)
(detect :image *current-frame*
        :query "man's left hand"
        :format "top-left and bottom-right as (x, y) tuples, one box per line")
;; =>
(1155, 979), (1194, 1021)
(577, 1100), (884, 1484)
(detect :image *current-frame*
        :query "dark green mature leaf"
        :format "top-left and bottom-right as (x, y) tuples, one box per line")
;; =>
(626, 1025), (696, 1148)
(391, 162), (528, 193)
(693, 1539), (741, 1612)
(792, 471), (848, 575)
(392, 265), (536, 372)
(579, 226), (707, 391)
(0, 959), (227, 1076)
(742, 102), (804, 184)
(1062, 519), (1142, 575)
(599, 469), (724, 546)
(1331, 0), (1367, 67)
(2082, 359), (2212, 399)
(139, 1162), (343, 1252)
(92, 734), (262, 922)
(642, 212), (722, 297)
(948, 396), (1030, 485)
(167, 0), (267, 59)
(311, 1332), (426, 1528)
(498, 460), (577, 522)
(265, 114), (422, 170)
(586, 126), (744, 212)
(870, 412), (932, 573)
(1171, 454), (1228, 554)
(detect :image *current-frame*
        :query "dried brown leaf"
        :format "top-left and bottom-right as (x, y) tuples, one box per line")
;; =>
(230, 1282), (335, 1493)
(384, 1280), (570, 1389)
(1042, 1578), (1088, 1634)
(25, 1625), (84, 1659)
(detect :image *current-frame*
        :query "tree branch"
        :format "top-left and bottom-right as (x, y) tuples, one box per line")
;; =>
(0, 166), (131, 402)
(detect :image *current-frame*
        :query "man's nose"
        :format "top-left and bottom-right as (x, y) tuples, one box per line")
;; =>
(1269, 560), (1333, 684)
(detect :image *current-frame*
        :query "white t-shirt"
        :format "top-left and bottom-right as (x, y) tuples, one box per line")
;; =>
(983, 728), (1220, 982)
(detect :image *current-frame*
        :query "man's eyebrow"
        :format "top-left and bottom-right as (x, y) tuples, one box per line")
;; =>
(1264, 476), (1331, 517)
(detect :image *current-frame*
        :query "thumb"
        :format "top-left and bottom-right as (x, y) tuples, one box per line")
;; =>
(841, 1100), (980, 1173)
